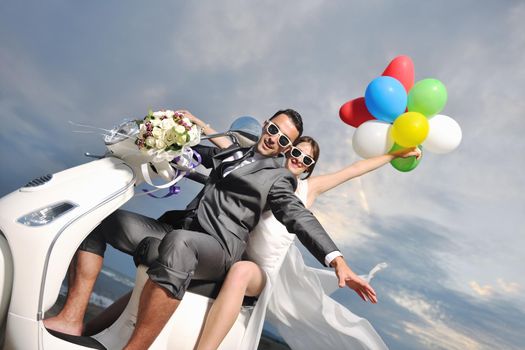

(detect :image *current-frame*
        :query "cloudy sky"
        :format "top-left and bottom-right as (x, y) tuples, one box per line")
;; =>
(1, 1), (524, 349)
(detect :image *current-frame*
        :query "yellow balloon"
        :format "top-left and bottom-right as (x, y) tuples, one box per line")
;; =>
(391, 112), (429, 147)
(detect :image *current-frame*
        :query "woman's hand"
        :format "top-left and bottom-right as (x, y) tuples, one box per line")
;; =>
(176, 110), (206, 128)
(175, 110), (232, 148)
(389, 146), (422, 160)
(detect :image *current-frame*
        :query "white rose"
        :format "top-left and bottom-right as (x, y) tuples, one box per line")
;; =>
(152, 111), (165, 118)
(182, 117), (191, 125)
(155, 138), (166, 150)
(175, 133), (188, 145)
(150, 118), (161, 127)
(145, 137), (156, 147)
(152, 126), (163, 138)
(161, 118), (175, 130)
(174, 125), (186, 134)
(165, 129), (176, 145)
(165, 110), (175, 118)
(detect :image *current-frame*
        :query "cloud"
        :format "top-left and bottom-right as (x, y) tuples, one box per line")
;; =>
(469, 281), (494, 297)
(171, 1), (326, 70)
(0, 50), (89, 192)
(469, 279), (520, 298)
(0, 50), (77, 124)
(390, 292), (483, 350)
(316, 212), (525, 349)
(2, 1), (525, 349)
(299, 1), (525, 319)
(497, 279), (520, 294)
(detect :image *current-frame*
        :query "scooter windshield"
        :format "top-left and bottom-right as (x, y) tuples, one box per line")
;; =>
(104, 120), (139, 145)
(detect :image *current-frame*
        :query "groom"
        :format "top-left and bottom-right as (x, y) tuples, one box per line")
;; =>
(45, 109), (376, 349)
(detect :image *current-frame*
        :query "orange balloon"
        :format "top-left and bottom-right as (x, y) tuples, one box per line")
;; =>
(391, 112), (429, 147)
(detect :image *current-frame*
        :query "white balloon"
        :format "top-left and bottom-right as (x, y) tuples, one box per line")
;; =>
(352, 120), (394, 158)
(423, 114), (462, 154)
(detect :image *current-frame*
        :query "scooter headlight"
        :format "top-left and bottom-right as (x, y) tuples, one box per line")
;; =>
(17, 201), (77, 226)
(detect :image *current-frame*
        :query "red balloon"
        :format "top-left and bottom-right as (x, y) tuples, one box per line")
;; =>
(382, 55), (415, 93)
(339, 97), (375, 128)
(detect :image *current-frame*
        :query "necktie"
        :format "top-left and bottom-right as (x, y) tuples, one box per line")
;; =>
(218, 149), (255, 177)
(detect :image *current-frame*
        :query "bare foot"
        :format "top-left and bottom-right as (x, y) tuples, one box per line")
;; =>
(44, 316), (83, 336)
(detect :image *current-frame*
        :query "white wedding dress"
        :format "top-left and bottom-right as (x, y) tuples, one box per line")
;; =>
(240, 179), (388, 350)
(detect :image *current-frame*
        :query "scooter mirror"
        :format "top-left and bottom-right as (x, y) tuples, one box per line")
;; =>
(229, 116), (261, 139)
(229, 116), (261, 148)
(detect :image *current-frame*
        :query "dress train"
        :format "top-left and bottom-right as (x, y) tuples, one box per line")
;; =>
(239, 179), (388, 349)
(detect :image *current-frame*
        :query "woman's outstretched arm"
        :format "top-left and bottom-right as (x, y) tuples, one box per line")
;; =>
(178, 110), (234, 149)
(306, 147), (421, 205)
(196, 261), (266, 350)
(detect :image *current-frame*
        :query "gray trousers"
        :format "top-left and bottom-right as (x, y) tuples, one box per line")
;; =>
(79, 209), (232, 299)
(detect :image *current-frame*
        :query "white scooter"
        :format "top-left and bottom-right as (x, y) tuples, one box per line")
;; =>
(0, 117), (263, 350)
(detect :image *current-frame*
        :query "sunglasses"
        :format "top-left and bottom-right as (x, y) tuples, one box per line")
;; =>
(265, 121), (292, 148)
(288, 146), (315, 167)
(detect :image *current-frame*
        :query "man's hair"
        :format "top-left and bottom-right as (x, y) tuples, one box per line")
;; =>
(269, 109), (303, 137)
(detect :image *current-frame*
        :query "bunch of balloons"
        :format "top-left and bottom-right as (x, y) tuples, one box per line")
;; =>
(339, 55), (462, 172)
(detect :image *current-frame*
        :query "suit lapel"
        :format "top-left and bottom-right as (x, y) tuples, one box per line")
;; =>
(226, 154), (285, 178)
(211, 145), (286, 179)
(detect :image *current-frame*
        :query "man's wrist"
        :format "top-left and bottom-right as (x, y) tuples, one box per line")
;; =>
(330, 256), (348, 269)
(325, 251), (343, 266)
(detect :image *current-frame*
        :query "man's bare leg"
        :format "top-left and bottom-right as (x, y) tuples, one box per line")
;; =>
(123, 278), (180, 349)
(44, 250), (103, 335)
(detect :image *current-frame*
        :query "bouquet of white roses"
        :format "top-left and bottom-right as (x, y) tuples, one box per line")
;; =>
(135, 109), (201, 163)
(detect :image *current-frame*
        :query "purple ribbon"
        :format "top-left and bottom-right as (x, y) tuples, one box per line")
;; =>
(143, 149), (203, 199)
(186, 149), (202, 175)
(142, 185), (181, 198)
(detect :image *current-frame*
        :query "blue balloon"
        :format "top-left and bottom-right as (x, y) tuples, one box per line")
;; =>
(364, 76), (407, 123)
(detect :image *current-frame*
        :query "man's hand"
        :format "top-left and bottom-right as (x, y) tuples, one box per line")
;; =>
(331, 256), (377, 303)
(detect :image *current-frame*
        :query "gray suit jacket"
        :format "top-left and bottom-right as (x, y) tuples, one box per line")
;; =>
(159, 145), (339, 266)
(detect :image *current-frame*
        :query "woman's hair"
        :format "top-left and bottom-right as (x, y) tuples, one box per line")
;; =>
(292, 135), (319, 179)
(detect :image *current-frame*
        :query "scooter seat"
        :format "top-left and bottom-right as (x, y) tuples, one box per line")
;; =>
(47, 329), (106, 350)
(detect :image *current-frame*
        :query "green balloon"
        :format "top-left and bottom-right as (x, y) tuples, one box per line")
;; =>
(390, 143), (422, 172)
(407, 78), (447, 117)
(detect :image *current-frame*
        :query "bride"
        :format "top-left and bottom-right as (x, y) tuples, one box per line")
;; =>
(188, 113), (421, 350)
